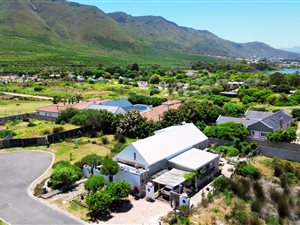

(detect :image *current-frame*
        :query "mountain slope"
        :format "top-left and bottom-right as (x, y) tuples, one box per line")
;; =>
(0, 0), (298, 67)
(108, 12), (300, 59)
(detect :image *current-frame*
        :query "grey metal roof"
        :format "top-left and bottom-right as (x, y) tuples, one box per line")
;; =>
(262, 110), (293, 129)
(87, 104), (126, 114)
(101, 99), (133, 108)
(216, 116), (257, 127)
(245, 110), (274, 120)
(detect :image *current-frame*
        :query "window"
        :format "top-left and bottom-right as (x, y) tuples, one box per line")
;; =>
(260, 132), (267, 137)
(251, 131), (255, 136)
(133, 152), (136, 161)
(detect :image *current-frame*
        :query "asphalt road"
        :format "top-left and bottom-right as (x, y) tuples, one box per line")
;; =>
(0, 151), (83, 225)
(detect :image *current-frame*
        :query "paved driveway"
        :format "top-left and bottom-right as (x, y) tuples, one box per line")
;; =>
(0, 151), (83, 225)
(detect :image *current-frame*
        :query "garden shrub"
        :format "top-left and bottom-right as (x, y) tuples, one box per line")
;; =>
(22, 117), (30, 122)
(27, 121), (36, 127)
(235, 162), (261, 180)
(101, 137), (109, 145)
(52, 126), (64, 134)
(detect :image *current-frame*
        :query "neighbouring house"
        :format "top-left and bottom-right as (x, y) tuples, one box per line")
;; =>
(87, 104), (127, 115)
(112, 123), (219, 196)
(216, 109), (293, 140)
(98, 99), (151, 113)
(220, 89), (239, 97)
(36, 98), (103, 118)
(137, 81), (148, 88)
(141, 100), (181, 121)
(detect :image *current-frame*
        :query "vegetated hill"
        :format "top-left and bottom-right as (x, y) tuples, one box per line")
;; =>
(0, 0), (298, 67)
(108, 12), (300, 60)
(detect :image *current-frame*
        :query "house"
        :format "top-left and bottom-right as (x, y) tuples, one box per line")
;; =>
(87, 104), (127, 115)
(216, 109), (293, 139)
(36, 98), (103, 118)
(141, 100), (181, 121)
(113, 123), (219, 195)
(99, 99), (151, 113)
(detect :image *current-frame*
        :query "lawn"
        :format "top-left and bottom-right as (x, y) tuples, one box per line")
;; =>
(0, 99), (51, 117)
(0, 80), (161, 99)
(5, 135), (135, 163)
(4, 119), (78, 138)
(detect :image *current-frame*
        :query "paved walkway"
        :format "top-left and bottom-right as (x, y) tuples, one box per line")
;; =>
(0, 151), (84, 225)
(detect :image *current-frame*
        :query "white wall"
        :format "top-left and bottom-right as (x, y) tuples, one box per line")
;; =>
(37, 111), (59, 118)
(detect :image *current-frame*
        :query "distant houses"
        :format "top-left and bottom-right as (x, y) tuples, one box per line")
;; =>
(141, 100), (181, 121)
(216, 109), (293, 140)
(36, 98), (103, 118)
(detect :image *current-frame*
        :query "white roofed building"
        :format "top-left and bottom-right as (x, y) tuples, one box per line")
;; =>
(113, 123), (219, 196)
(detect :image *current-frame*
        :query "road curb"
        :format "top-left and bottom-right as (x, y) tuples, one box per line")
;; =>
(0, 150), (88, 225)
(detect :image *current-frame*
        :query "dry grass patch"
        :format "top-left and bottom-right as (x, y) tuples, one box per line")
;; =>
(190, 196), (232, 225)
(251, 156), (274, 177)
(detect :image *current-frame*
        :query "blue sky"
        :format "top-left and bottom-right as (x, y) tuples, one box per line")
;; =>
(71, 0), (300, 48)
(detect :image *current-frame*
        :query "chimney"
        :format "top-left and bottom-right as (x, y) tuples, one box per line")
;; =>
(279, 116), (283, 128)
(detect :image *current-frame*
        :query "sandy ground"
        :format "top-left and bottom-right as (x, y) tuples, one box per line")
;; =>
(97, 196), (171, 225)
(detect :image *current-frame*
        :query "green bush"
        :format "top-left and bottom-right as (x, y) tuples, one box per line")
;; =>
(75, 154), (103, 168)
(235, 162), (261, 180)
(50, 161), (81, 188)
(267, 127), (297, 143)
(105, 181), (131, 200)
(84, 175), (106, 193)
(86, 190), (113, 213)
(215, 146), (239, 156)
(204, 122), (249, 141)
(0, 129), (16, 138)
(27, 121), (36, 127)
(214, 175), (230, 192)
(101, 137), (109, 145)
(52, 126), (64, 134)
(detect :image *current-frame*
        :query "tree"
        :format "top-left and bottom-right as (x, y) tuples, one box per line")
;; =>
(86, 190), (113, 213)
(105, 181), (131, 200)
(101, 157), (119, 182)
(76, 154), (103, 168)
(267, 127), (297, 143)
(84, 175), (106, 193)
(131, 63), (139, 71)
(52, 95), (61, 104)
(149, 74), (161, 84)
(204, 122), (249, 141)
(50, 162), (82, 188)
(56, 107), (79, 123)
(117, 110), (147, 138)
(71, 109), (116, 133)
(221, 103), (245, 117)
(291, 108), (300, 120)
(160, 109), (182, 128)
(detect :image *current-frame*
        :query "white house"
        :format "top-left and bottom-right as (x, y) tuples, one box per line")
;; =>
(113, 123), (219, 195)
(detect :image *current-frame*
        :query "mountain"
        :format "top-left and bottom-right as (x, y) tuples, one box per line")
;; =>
(108, 12), (299, 60)
(280, 47), (300, 54)
(0, 0), (299, 67)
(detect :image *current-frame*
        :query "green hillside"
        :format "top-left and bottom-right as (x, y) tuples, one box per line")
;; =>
(0, 0), (298, 68)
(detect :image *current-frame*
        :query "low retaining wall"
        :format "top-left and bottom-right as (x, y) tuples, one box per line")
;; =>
(259, 146), (300, 162)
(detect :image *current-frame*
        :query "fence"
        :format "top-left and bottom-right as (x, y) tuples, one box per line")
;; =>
(0, 113), (55, 125)
(209, 137), (300, 162)
(0, 126), (90, 149)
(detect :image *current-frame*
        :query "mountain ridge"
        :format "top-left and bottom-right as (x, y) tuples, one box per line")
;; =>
(0, 0), (299, 66)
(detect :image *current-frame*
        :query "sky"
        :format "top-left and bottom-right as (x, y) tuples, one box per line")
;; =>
(71, 0), (300, 48)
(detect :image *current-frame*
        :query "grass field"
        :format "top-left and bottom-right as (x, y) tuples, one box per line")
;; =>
(0, 99), (51, 117)
(3, 119), (77, 138)
(0, 80), (160, 99)
(5, 135), (135, 163)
